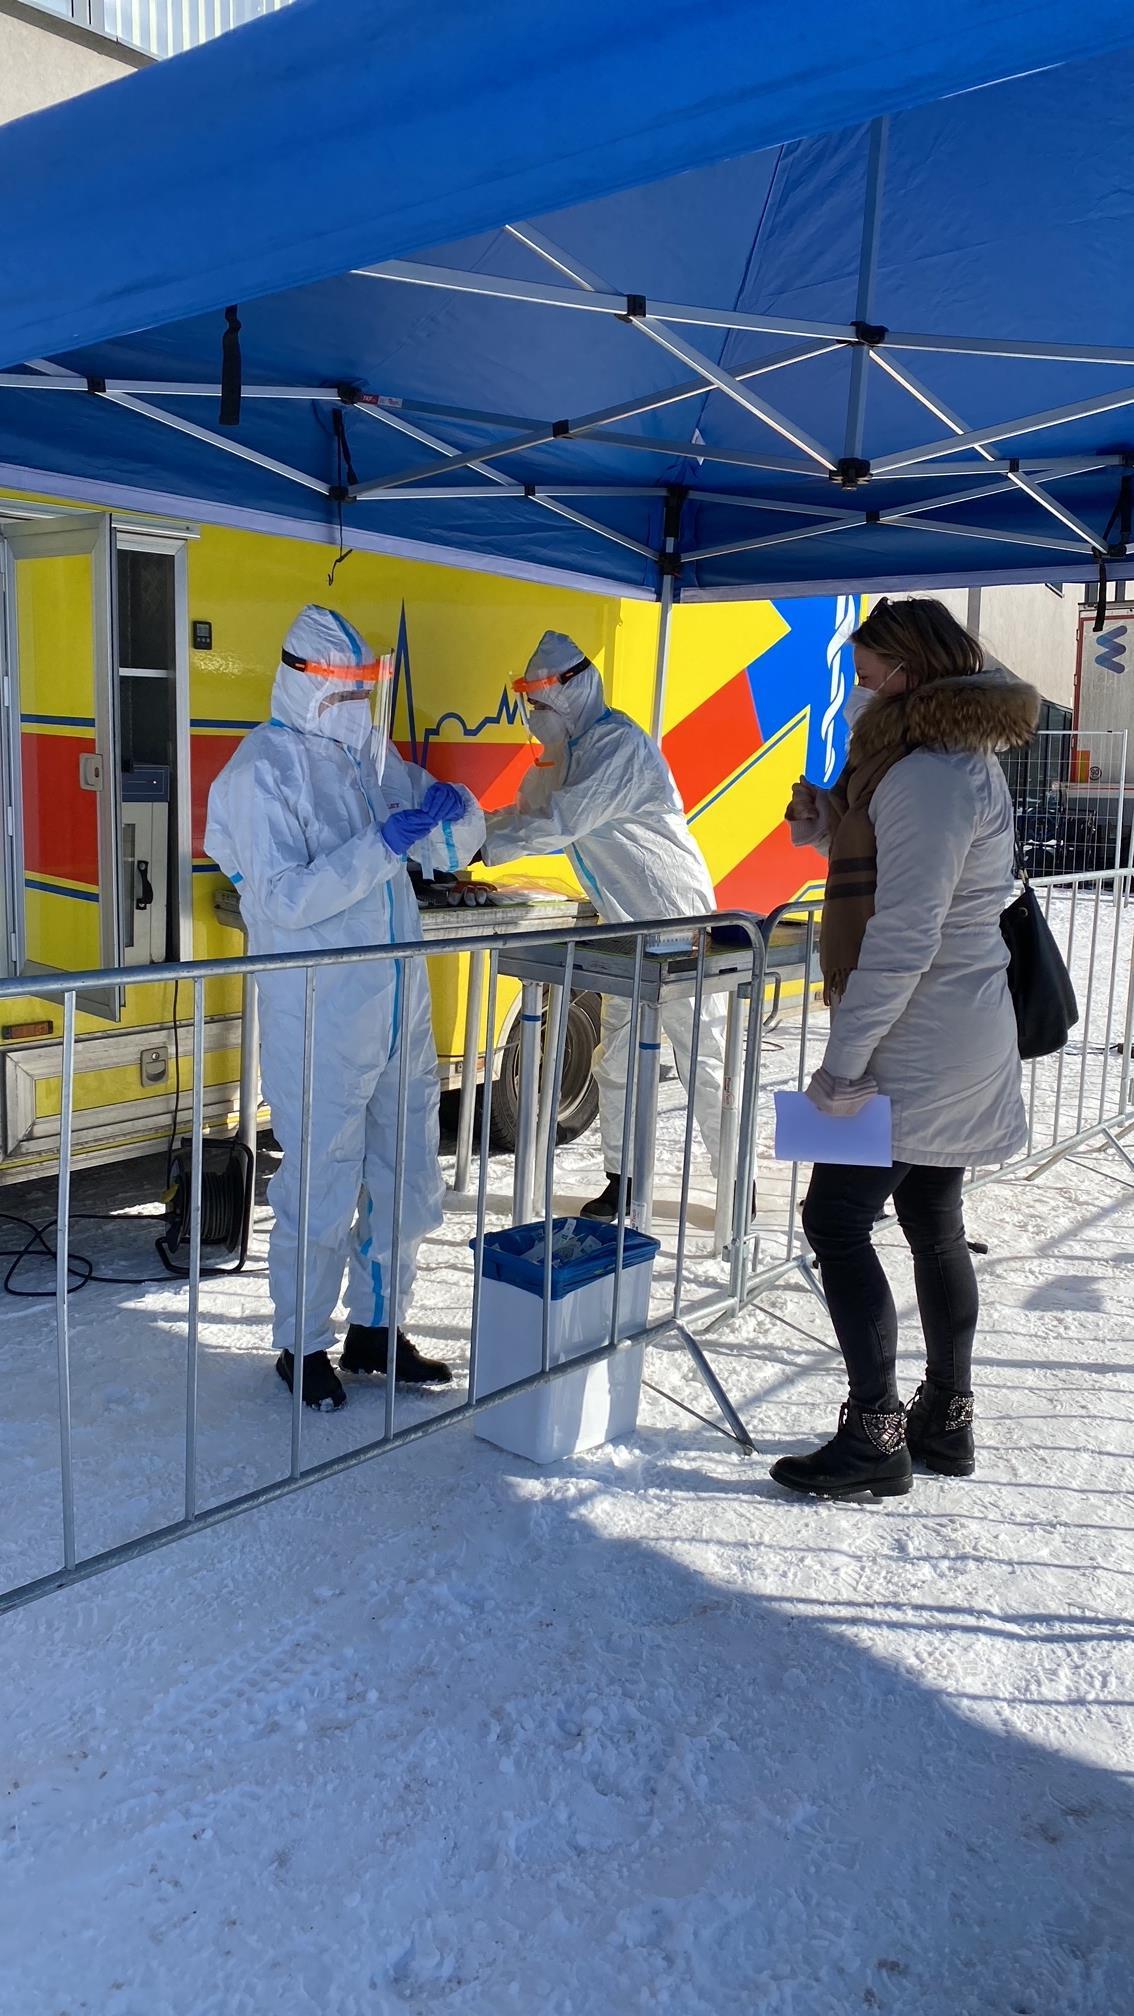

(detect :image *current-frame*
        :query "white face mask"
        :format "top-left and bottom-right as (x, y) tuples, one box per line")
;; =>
(530, 703), (569, 749)
(845, 660), (905, 729)
(843, 683), (874, 729)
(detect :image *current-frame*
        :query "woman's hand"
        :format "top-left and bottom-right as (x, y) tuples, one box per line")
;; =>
(786, 777), (820, 824)
(806, 1066), (879, 1117)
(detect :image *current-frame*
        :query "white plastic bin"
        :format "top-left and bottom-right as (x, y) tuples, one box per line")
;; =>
(471, 1217), (659, 1463)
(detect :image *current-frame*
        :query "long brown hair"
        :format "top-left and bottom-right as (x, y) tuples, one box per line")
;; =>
(851, 597), (983, 688)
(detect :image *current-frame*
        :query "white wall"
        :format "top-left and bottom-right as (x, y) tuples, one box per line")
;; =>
(0, 2), (146, 126)
(909, 583), (1081, 711)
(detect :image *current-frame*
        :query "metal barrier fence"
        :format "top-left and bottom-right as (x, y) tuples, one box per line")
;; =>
(1002, 727), (1129, 890)
(5, 864), (1131, 1613)
(0, 910), (778, 1616)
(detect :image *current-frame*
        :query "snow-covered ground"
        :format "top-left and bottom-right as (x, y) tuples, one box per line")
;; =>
(2, 967), (1134, 2014)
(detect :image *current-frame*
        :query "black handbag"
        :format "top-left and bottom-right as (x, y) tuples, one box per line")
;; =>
(1000, 848), (1079, 1060)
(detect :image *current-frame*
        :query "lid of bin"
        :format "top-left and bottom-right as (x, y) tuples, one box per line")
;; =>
(471, 1216), (660, 1300)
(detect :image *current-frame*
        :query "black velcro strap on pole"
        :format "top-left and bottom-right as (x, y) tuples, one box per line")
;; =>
(1094, 558), (1109, 633)
(219, 306), (242, 427)
(332, 407), (358, 490)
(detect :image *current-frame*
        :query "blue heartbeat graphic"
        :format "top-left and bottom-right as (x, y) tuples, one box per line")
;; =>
(418, 685), (523, 765)
(393, 598), (522, 763)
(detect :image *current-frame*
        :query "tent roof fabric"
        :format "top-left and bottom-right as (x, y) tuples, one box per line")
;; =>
(2, 0), (1134, 600)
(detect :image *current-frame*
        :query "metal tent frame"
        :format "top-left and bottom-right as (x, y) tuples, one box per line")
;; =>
(4, 113), (1133, 693)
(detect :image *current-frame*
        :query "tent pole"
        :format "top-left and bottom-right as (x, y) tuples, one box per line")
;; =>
(844, 117), (889, 462)
(355, 400), (657, 561)
(651, 487), (684, 742)
(359, 258), (856, 344)
(871, 353), (1106, 548)
(871, 379), (1134, 474)
(349, 342), (828, 498)
(651, 576), (674, 746)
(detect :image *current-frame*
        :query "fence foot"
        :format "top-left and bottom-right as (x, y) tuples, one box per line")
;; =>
(670, 1323), (756, 1454)
(1103, 1125), (1134, 1176)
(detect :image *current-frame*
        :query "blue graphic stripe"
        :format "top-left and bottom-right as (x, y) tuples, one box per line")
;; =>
(25, 876), (99, 902)
(191, 717), (260, 730)
(21, 712), (95, 728)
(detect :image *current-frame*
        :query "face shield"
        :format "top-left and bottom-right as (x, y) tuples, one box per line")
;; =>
(512, 666), (580, 765)
(282, 644), (394, 761)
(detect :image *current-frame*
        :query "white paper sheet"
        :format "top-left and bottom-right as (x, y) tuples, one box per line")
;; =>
(773, 1091), (893, 1168)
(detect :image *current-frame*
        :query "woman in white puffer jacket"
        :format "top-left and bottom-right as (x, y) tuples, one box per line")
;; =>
(772, 599), (1037, 1501)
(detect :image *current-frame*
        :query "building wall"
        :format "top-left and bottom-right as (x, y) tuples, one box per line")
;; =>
(0, 1), (146, 125)
(910, 582), (1081, 710)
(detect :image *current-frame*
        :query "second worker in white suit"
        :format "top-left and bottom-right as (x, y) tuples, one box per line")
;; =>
(481, 631), (727, 1219)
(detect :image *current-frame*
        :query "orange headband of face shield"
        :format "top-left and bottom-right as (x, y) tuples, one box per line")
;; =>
(282, 647), (393, 684)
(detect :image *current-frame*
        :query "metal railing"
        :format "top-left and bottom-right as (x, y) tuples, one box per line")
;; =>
(0, 910), (773, 1616)
(1002, 726), (1129, 893)
(6, 859), (1131, 1613)
(28, 0), (291, 59)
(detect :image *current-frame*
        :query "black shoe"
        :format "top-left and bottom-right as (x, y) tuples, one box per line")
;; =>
(905, 1382), (975, 1476)
(340, 1324), (453, 1387)
(275, 1349), (346, 1411)
(770, 1401), (913, 1499)
(580, 1172), (630, 1221)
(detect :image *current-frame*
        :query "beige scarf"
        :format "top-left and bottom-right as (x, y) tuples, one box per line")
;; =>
(819, 670), (1041, 1005)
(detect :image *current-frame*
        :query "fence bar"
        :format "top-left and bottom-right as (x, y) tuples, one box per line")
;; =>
(467, 951), (500, 1407)
(453, 949), (487, 1193)
(1119, 927), (1134, 1119)
(184, 981), (206, 1522)
(673, 932), (707, 1318)
(1051, 883), (1078, 1146)
(383, 969), (414, 1444)
(732, 922), (769, 1304)
(55, 992), (78, 1573)
(290, 967), (317, 1480)
(785, 911), (819, 1262)
(609, 938), (645, 1349)
(534, 980), (567, 1214)
(1114, 730), (1129, 911)
(713, 994), (744, 1256)
(1097, 880), (1125, 1125)
(1076, 880), (1104, 1136)
(540, 945), (575, 1376)
(512, 982), (543, 1223)
(631, 999), (663, 1235)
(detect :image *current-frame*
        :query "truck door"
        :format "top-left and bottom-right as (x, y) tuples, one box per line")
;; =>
(0, 512), (122, 1018)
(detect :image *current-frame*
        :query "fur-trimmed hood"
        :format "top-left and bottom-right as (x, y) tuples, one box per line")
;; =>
(850, 668), (1040, 763)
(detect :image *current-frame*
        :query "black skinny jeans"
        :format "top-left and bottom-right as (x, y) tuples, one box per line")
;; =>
(802, 1162), (978, 1412)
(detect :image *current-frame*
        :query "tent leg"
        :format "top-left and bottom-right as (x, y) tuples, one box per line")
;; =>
(650, 571), (675, 744)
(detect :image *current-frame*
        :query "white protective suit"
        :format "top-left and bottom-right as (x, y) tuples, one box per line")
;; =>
(482, 632), (726, 1174)
(205, 606), (485, 1356)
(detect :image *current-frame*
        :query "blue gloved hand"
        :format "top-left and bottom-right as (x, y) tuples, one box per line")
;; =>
(420, 780), (466, 826)
(381, 804), (441, 854)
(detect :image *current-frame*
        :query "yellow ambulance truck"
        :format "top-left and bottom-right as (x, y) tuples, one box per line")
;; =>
(0, 494), (844, 1184)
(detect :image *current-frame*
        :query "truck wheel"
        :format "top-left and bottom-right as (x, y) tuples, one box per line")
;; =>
(489, 990), (601, 1151)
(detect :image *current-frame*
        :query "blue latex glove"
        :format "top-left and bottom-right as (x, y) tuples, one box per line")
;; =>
(381, 804), (441, 854)
(420, 780), (466, 825)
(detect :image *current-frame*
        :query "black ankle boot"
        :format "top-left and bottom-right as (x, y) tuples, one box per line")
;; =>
(580, 1172), (630, 1221)
(340, 1324), (452, 1387)
(770, 1401), (913, 1499)
(275, 1348), (346, 1411)
(905, 1382), (975, 1476)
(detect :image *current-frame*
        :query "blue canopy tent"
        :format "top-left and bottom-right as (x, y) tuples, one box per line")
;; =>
(2, 0), (1134, 641)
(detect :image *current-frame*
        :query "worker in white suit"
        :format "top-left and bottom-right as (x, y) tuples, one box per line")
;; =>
(481, 631), (726, 1218)
(206, 604), (485, 1410)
